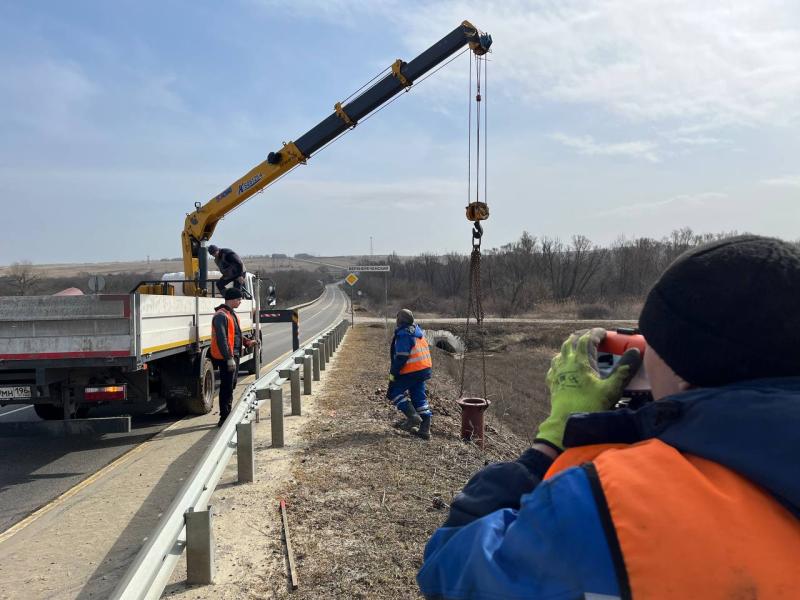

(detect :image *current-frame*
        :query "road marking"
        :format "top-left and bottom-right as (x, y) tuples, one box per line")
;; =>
(0, 405), (33, 418)
(0, 417), (185, 545)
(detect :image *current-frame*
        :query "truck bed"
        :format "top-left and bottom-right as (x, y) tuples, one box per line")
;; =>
(0, 294), (255, 366)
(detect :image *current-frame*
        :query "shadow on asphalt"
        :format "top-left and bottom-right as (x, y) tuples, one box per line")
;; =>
(74, 425), (220, 600)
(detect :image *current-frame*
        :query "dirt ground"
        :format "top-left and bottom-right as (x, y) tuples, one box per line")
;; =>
(164, 319), (621, 599)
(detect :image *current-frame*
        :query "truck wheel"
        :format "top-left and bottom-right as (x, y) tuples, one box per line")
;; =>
(166, 358), (215, 417)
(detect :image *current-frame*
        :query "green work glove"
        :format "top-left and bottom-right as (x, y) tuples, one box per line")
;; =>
(535, 328), (641, 450)
(388, 373), (396, 383)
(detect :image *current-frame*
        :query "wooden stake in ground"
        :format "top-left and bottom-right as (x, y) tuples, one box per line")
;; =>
(280, 498), (299, 591)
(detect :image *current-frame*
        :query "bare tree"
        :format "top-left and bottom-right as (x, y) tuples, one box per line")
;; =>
(8, 261), (45, 296)
(541, 236), (604, 300)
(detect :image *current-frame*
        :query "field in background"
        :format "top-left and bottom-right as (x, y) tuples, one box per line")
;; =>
(0, 255), (371, 278)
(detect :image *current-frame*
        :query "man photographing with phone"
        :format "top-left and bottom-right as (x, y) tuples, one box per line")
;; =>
(417, 235), (800, 599)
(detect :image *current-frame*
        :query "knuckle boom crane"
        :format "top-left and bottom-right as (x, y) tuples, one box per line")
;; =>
(182, 20), (492, 295)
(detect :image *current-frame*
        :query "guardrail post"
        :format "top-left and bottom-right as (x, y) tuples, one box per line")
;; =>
(236, 422), (255, 483)
(185, 506), (215, 584)
(327, 332), (334, 358)
(280, 367), (302, 416)
(302, 355), (312, 394)
(310, 347), (320, 380)
(317, 341), (326, 371)
(322, 335), (330, 363)
(270, 386), (284, 448)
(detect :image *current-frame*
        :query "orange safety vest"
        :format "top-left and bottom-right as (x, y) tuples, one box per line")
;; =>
(399, 336), (432, 375)
(210, 308), (238, 360)
(545, 439), (800, 599)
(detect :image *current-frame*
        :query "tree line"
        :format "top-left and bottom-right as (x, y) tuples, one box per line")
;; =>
(352, 228), (770, 317)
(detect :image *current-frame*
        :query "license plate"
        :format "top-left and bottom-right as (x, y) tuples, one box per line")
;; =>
(0, 385), (32, 400)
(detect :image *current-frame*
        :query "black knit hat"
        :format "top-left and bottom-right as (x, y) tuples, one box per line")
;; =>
(397, 309), (414, 326)
(224, 287), (243, 300)
(639, 235), (800, 387)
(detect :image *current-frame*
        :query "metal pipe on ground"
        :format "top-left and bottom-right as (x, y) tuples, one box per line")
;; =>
(457, 397), (491, 450)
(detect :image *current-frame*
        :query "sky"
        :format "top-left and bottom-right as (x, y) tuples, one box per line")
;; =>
(1, 0), (798, 265)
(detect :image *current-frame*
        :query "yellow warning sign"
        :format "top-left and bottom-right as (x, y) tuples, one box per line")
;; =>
(345, 273), (359, 286)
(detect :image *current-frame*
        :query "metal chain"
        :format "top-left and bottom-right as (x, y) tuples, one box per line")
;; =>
(459, 224), (487, 400)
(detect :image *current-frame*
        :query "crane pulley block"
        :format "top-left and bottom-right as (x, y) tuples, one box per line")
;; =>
(465, 202), (489, 222)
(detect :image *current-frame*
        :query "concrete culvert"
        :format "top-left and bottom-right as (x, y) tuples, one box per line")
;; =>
(426, 330), (464, 354)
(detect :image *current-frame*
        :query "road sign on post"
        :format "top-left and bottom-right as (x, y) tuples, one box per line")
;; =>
(347, 265), (390, 272)
(346, 265), (391, 334)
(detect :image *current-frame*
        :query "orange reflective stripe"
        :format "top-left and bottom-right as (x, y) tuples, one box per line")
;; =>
(210, 309), (235, 360)
(594, 440), (800, 599)
(547, 440), (800, 598)
(399, 337), (432, 374)
(544, 443), (627, 480)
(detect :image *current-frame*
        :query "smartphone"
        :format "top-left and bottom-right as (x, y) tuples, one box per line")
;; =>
(597, 328), (653, 408)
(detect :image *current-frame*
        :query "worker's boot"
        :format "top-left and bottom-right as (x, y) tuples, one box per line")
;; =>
(395, 401), (422, 432)
(416, 416), (432, 441)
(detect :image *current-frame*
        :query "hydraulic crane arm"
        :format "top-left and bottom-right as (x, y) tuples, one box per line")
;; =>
(182, 20), (492, 294)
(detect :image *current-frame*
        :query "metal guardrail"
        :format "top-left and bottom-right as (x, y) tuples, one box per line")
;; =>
(111, 318), (350, 600)
(287, 283), (328, 311)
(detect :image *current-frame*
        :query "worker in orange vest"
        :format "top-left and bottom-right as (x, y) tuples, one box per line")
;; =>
(418, 235), (800, 599)
(388, 309), (433, 440)
(210, 287), (257, 426)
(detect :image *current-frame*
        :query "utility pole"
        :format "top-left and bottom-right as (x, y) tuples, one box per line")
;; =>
(370, 236), (373, 257)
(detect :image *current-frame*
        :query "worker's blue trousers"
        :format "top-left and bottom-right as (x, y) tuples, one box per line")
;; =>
(387, 372), (432, 417)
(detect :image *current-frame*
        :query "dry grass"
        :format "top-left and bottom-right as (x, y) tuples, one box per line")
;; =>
(272, 325), (530, 599)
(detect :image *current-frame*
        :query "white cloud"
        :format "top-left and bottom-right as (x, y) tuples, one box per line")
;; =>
(269, 1), (800, 129)
(550, 133), (659, 162)
(762, 175), (800, 188)
(597, 192), (728, 217)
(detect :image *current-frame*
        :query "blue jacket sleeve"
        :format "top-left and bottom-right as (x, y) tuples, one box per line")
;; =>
(443, 448), (553, 527)
(417, 466), (621, 600)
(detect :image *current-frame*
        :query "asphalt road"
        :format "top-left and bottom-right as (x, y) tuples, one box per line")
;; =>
(0, 284), (347, 533)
